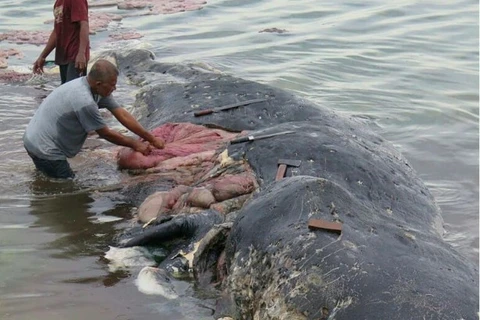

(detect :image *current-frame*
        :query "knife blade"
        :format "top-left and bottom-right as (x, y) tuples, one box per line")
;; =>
(230, 130), (295, 144)
(193, 98), (267, 117)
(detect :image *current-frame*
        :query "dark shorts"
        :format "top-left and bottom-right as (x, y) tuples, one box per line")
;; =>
(25, 149), (75, 179)
(59, 62), (86, 84)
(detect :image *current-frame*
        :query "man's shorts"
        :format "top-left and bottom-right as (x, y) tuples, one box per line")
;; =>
(59, 62), (86, 84)
(25, 149), (75, 179)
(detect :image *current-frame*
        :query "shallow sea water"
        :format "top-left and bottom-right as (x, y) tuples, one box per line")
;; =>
(0, 0), (478, 319)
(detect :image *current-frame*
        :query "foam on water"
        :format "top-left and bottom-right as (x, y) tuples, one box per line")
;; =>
(1, 293), (51, 299)
(88, 215), (124, 224)
(0, 223), (30, 229)
(135, 266), (179, 299)
(104, 246), (156, 272)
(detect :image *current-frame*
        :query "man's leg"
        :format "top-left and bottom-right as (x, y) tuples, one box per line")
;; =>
(26, 151), (75, 179)
(59, 64), (67, 84)
(59, 62), (86, 84)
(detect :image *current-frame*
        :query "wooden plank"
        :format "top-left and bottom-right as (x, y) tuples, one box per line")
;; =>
(308, 218), (342, 234)
(275, 164), (287, 181)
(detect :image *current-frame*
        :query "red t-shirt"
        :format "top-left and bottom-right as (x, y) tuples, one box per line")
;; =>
(53, 0), (89, 65)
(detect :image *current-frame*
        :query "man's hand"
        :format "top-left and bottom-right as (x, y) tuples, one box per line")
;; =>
(33, 57), (45, 74)
(75, 52), (87, 74)
(150, 137), (165, 149)
(96, 126), (155, 155)
(110, 108), (167, 150)
(133, 141), (153, 156)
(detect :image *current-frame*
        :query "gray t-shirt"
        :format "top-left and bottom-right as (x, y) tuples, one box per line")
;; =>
(24, 77), (120, 160)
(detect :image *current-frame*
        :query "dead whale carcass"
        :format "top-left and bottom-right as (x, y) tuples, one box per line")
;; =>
(107, 49), (478, 320)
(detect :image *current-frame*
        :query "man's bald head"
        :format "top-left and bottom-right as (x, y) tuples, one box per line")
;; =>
(88, 59), (119, 82)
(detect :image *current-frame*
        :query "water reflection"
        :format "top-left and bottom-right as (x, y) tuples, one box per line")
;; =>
(27, 173), (133, 287)
(24, 173), (216, 319)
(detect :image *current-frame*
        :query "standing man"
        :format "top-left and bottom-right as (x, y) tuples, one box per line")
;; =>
(33, 0), (89, 84)
(24, 59), (165, 179)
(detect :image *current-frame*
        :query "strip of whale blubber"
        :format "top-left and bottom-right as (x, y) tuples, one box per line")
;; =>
(308, 218), (342, 234)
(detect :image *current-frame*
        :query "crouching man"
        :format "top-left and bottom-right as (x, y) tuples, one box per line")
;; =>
(23, 59), (164, 179)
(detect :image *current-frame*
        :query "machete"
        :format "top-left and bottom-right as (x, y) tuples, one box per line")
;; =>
(193, 98), (267, 117)
(230, 130), (295, 144)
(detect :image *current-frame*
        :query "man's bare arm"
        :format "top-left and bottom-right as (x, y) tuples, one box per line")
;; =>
(33, 30), (56, 74)
(75, 20), (89, 72)
(96, 126), (151, 155)
(110, 107), (165, 149)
